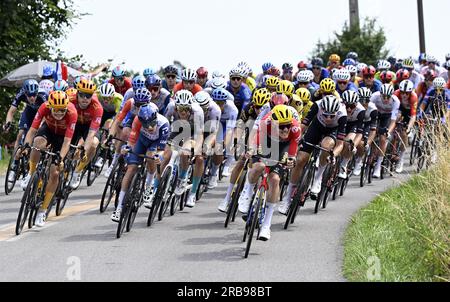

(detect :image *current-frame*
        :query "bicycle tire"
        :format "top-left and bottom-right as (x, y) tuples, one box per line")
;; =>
(169, 168), (179, 216)
(360, 152), (369, 187)
(28, 177), (46, 229)
(158, 166), (173, 222)
(5, 147), (21, 195)
(224, 168), (246, 228)
(126, 175), (145, 233)
(116, 181), (136, 238)
(196, 158), (209, 201)
(244, 186), (264, 259)
(148, 169), (169, 226)
(56, 165), (73, 216)
(100, 160), (121, 213)
(15, 173), (39, 235)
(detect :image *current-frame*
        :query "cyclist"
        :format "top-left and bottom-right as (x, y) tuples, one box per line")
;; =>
(68, 79), (104, 189)
(111, 104), (170, 222)
(327, 54), (341, 72)
(379, 70), (395, 85)
(255, 62), (274, 87)
(145, 74), (172, 114)
(162, 65), (180, 94)
(334, 69), (358, 95)
(440, 60), (450, 82)
(375, 60), (392, 81)
(295, 70), (318, 95)
(417, 70), (438, 102)
(358, 66), (382, 93)
(53, 80), (69, 92)
(203, 77), (235, 102)
(346, 65), (360, 87)
(165, 90), (205, 208)
(108, 66), (132, 96)
(21, 91), (78, 226)
(402, 58), (424, 89)
(238, 105), (299, 241)
(237, 62), (257, 92)
(143, 68), (156, 78)
(393, 80), (418, 173)
(369, 84), (401, 178)
(421, 55), (446, 75)
(196, 67), (209, 89)
(121, 75), (147, 104)
(173, 68), (203, 95)
(278, 95), (347, 214)
(281, 63), (294, 82)
(311, 57), (330, 85)
(312, 78), (340, 102)
(346, 51), (359, 64)
(265, 76), (280, 94)
(226, 67), (252, 116)
(420, 77), (450, 123)
(394, 69), (411, 90)
(295, 88), (314, 120)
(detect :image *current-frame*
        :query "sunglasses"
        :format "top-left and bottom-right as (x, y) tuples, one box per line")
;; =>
(198, 76), (207, 80)
(338, 81), (348, 85)
(26, 93), (38, 98)
(143, 119), (158, 128)
(183, 80), (195, 85)
(364, 75), (374, 80)
(51, 108), (67, 114)
(312, 66), (321, 70)
(322, 113), (336, 119)
(382, 95), (391, 100)
(231, 77), (242, 82)
(177, 106), (191, 112)
(298, 82), (309, 85)
(114, 77), (124, 81)
(149, 86), (160, 92)
(78, 92), (93, 99)
(279, 123), (292, 131)
(400, 91), (411, 95)
(346, 104), (356, 110)
(166, 74), (176, 79)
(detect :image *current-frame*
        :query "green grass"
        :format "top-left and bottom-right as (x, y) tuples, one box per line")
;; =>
(343, 148), (450, 282)
(0, 152), (11, 175)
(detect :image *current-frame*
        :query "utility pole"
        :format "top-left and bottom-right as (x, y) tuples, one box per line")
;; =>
(417, 0), (426, 53)
(349, 0), (360, 29)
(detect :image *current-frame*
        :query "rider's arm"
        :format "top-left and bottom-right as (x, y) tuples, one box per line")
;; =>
(25, 103), (47, 145)
(128, 117), (142, 148)
(61, 107), (78, 160)
(5, 106), (17, 125)
(333, 116), (348, 157)
(301, 102), (319, 128)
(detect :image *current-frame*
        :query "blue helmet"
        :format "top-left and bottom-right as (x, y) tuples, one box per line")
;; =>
(145, 75), (162, 87)
(346, 52), (359, 61)
(211, 88), (229, 102)
(418, 53), (427, 63)
(134, 88), (151, 105)
(343, 58), (356, 67)
(138, 104), (158, 127)
(42, 65), (54, 77)
(53, 79), (69, 92)
(132, 75), (146, 91)
(23, 79), (39, 95)
(112, 66), (125, 77)
(262, 62), (274, 72)
(143, 68), (155, 77)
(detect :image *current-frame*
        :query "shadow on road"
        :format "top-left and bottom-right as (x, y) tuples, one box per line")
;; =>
(179, 247), (247, 263)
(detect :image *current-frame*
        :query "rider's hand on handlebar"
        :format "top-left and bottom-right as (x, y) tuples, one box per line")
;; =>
(3, 122), (11, 133)
(286, 157), (296, 169)
(121, 145), (132, 155)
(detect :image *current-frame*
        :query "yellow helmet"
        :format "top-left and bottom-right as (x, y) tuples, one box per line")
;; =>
(276, 80), (295, 98)
(329, 54), (341, 63)
(320, 78), (336, 93)
(271, 105), (294, 125)
(47, 91), (69, 110)
(252, 88), (271, 107)
(295, 88), (311, 103)
(66, 87), (78, 102)
(77, 78), (97, 94)
(290, 94), (304, 113)
(266, 76), (280, 89)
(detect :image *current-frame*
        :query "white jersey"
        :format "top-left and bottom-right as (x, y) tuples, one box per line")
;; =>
(203, 87), (235, 102)
(220, 99), (239, 130)
(347, 102), (366, 123)
(409, 70), (424, 89)
(370, 92), (400, 120)
(204, 101), (221, 133)
(165, 102), (205, 132)
(364, 102), (378, 122)
(316, 100), (347, 128)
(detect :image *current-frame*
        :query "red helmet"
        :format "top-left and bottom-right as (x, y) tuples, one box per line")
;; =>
(396, 69), (410, 82)
(270, 93), (289, 107)
(297, 61), (308, 69)
(196, 67), (208, 78)
(267, 66), (281, 77)
(362, 65), (376, 77)
(422, 69), (437, 81)
(380, 71), (393, 84)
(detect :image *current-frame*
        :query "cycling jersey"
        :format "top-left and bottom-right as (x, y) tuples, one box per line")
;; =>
(394, 90), (418, 118)
(203, 87), (235, 102)
(31, 102), (78, 139)
(71, 94), (103, 131)
(150, 88), (172, 114)
(165, 102), (205, 134)
(217, 100), (239, 143)
(239, 103), (271, 124)
(97, 92), (123, 114)
(226, 82), (252, 114)
(421, 88), (450, 120)
(108, 77), (132, 96)
(12, 90), (47, 111)
(312, 90), (341, 102)
(408, 70), (424, 89)
(370, 92), (401, 121)
(358, 79), (382, 93)
(345, 103), (366, 134)
(312, 68), (330, 84)
(122, 88), (135, 106)
(116, 99), (158, 128)
(245, 77), (256, 92)
(362, 102), (379, 137)
(203, 101), (221, 134)
(173, 82), (203, 95)
(336, 82), (358, 95)
(161, 79), (180, 94)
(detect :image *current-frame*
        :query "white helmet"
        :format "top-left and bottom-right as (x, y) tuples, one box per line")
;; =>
(346, 65), (357, 74)
(358, 87), (372, 100)
(306, 70), (315, 81)
(399, 80), (414, 93)
(377, 60), (391, 71)
(174, 89), (194, 107)
(342, 90), (360, 105)
(237, 61), (252, 74)
(356, 63), (367, 73)
(445, 53), (450, 61)
(211, 77), (227, 89)
(181, 68), (197, 81)
(334, 69), (351, 81)
(212, 70), (225, 79)
(194, 91), (212, 108)
(38, 79), (54, 95)
(229, 67), (245, 78)
(444, 60), (450, 69)
(433, 77), (446, 89)
(380, 84), (395, 97)
(99, 83), (116, 98)
(320, 95), (341, 114)
(297, 70), (311, 82)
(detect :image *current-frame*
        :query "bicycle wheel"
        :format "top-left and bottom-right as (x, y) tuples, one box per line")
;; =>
(196, 158), (209, 201)
(28, 176), (46, 229)
(15, 173), (39, 235)
(169, 168), (179, 216)
(5, 147), (21, 195)
(225, 168), (246, 228)
(158, 166), (173, 222)
(56, 164), (73, 216)
(116, 177), (137, 238)
(244, 186), (264, 259)
(100, 160), (121, 213)
(410, 133), (419, 165)
(126, 175), (145, 233)
(148, 168), (170, 227)
(360, 152), (369, 187)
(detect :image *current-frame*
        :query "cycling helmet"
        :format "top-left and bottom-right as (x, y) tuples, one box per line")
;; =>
(134, 88), (151, 105)
(23, 79), (39, 95)
(418, 53), (427, 63)
(145, 74), (162, 87)
(211, 77), (227, 89)
(252, 88), (271, 107)
(282, 63), (293, 71)
(329, 54), (341, 63)
(399, 80), (414, 93)
(276, 80), (295, 98)
(181, 68), (197, 81)
(112, 66), (125, 78)
(212, 70), (225, 79)
(138, 104), (158, 127)
(444, 60), (450, 70)
(47, 91), (69, 110)
(53, 80), (69, 92)
(356, 63), (367, 73)
(343, 58), (356, 67)
(380, 84), (395, 97)
(73, 76), (86, 88)
(346, 52), (359, 61)
(267, 66), (281, 77)
(39, 80), (54, 95)
(320, 95), (341, 114)
(342, 90), (360, 105)
(132, 75), (146, 91)
(445, 54), (450, 61)
(175, 89), (195, 106)
(311, 57), (324, 67)
(237, 62), (252, 75)
(77, 78), (96, 94)
(42, 65), (54, 77)
(295, 88), (311, 102)
(433, 77), (446, 90)
(262, 62), (274, 73)
(334, 69), (351, 82)
(320, 78), (336, 93)
(305, 70), (315, 81)
(229, 67), (245, 78)
(396, 69), (410, 81)
(422, 69), (438, 81)
(362, 65), (377, 77)
(387, 56), (397, 66)
(143, 68), (155, 77)
(270, 93), (289, 107)
(346, 65), (358, 75)
(380, 71), (394, 84)
(266, 76), (280, 89)
(297, 61), (308, 69)
(402, 58), (415, 69)
(164, 65), (179, 76)
(358, 87), (372, 101)
(271, 105), (294, 125)
(99, 83), (116, 98)
(66, 88), (78, 102)
(261, 75), (272, 87)
(196, 67), (208, 78)
(426, 55), (438, 64)
(377, 60), (391, 71)
(211, 88), (229, 102)
(296, 70), (311, 83)
(194, 91), (212, 108)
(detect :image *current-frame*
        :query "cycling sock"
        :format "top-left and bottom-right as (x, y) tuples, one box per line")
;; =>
(117, 191), (126, 210)
(180, 170), (187, 180)
(376, 156), (383, 168)
(399, 150), (406, 161)
(111, 153), (120, 166)
(42, 192), (55, 210)
(224, 183), (234, 201)
(153, 178), (160, 190)
(341, 157), (350, 168)
(29, 160), (37, 175)
(243, 182), (254, 197)
(262, 203), (275, 229)
(284, 183), (296, 202)
(146, 172), (155, 187)
(76, 156), (89, 173)
(191, 176), (201, 194)
(355, 156), (362, 165)
(210, 163), (219, 177)
(314, 165), (326, 184)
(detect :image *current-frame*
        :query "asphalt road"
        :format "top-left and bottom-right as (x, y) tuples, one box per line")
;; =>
(0, 162), (413, 282)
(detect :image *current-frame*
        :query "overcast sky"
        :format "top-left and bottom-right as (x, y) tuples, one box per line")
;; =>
(59, 0), (449, 74)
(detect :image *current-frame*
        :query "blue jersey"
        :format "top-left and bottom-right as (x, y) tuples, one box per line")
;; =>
(12, 90), (46, 110)
(336, 82), (358, 95)
(226, 83), (251, 114)
(421, 88), (450, 120)
(358, 79), (382, 93)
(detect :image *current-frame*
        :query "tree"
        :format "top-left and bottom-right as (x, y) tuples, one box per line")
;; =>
(311, 18), (389, 67)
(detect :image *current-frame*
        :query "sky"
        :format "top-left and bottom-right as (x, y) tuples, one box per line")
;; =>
(59, 0), (450, 74)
